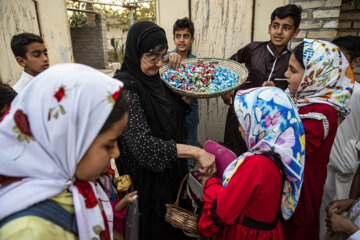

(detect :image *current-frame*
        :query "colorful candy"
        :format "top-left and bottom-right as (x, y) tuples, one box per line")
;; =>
(161, 63), (239, 93)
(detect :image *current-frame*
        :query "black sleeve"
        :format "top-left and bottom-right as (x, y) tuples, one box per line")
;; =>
(229, 43), (254, 63)
(121, 89), (178, 172)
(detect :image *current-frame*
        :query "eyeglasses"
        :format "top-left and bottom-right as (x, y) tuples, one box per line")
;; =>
(143, 53), (168, 64)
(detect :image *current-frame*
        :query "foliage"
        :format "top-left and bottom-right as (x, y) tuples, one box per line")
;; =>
(67, 2), (88, 27)
(69, 13), (88, 27)
(66, 0), (155, 62)
(66, 0), (155, 28)
(343, 0), (360, 6)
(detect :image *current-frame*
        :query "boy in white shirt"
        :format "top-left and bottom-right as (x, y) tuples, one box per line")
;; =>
(11, 33), (49, 92)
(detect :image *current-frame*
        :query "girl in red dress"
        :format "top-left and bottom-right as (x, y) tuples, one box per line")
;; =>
(283, 39), (355, 240)
(198, 87), (305, 240)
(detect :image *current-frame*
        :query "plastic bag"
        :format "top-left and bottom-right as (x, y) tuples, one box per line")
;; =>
(124, 187), (139, 240)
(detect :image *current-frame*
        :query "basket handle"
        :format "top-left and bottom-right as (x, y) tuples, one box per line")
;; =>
(174, 170), (200, 207)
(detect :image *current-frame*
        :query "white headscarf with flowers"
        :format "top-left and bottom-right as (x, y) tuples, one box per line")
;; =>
(292, 39), (355, 116)
(0, 63), (124, 240)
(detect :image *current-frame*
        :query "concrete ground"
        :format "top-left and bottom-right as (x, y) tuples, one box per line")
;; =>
(98, 62), (120, 77)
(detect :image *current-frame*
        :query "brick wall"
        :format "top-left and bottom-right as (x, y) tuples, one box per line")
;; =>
(337, 2), (360, 81)
(289, 0), (360, 81)
(290, 0), (342, 49)
(70, 14), (108, 69)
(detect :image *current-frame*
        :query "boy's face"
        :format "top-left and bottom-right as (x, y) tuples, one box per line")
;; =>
(268, 16), (299, 51)
(173, 29), (194, 55)
(340, 49), (360, 68)
(16, 42), (49, 77)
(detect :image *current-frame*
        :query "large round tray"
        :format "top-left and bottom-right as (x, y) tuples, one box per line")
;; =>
(160, 57), (248, 98)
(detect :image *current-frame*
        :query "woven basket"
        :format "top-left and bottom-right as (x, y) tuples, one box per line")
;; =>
(165, 172), (199, 235)
(160, 57), (248, 98)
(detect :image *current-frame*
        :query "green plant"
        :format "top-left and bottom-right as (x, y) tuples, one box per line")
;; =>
(69, 13), (88, 27)
(67, 1), (88, 27)
(67, 0), (156, 27)
(343, 0), (360, 6)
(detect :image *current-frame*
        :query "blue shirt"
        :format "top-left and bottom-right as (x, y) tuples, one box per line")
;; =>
(169, 49), (199, 127)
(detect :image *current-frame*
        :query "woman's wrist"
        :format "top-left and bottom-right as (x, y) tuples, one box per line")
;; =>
(193, 147), (203, 160)
(176, 144), (201, 159)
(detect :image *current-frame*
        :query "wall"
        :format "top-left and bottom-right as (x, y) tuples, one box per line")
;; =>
(155, 0), (189, 51)
(106, 17), (128, 50)
(0, 0), (39, 84)
(192, 0), (253, 145)
(290, 0), (342, 48)
(37, 0), (73, 66)
(0, 0), (73, 85)
(337, 2), (360, 81)
(70, 14), (108, 69)
(253, 0), (288, 41)
(290, 0), (359, 81)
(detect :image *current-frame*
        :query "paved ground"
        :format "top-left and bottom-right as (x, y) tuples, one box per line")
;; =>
(98, 62), (120, 77)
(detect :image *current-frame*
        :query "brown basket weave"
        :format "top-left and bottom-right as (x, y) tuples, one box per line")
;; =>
(165, 172), (199, 235)
(160, 57), (248, 98)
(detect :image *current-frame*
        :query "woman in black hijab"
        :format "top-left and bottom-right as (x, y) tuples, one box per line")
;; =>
(114, 21), (215, 240)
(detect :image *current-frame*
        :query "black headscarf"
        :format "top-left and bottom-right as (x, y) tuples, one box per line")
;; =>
(114, 22), (190, 239)
(114, 21), (186, 140)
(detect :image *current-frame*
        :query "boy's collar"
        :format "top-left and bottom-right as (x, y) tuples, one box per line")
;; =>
(170, 49), (196, 59)
(22, 70), (34, 79)
(267, 41), (289, 57)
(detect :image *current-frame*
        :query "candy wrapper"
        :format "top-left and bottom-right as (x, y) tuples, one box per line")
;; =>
(115, 174), (132, 192)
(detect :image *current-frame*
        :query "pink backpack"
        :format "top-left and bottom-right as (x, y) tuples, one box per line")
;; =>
(203, 140), (237, 181)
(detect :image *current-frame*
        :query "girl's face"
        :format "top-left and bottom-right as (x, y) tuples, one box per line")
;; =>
(140, 49), (167, 76)
(285, 54), (305, 94)
(75, 112), (128, 181)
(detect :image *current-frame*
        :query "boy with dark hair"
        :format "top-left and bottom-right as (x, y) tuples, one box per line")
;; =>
(0, 82), (17, 119)
(168, 17), (196, 66)
(332, 36), (360, 67)
(168, 17), (198, 170)
(11, 33), (49, 92)
(320, 36), (360, 239)
(172, 17), (195, 59)
(222, 4), (301, 156)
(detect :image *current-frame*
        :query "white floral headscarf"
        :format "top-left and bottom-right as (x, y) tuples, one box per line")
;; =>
(0, 63), (124, 240)
(223, 87), (305, 220)
(292, 39), (355, 116)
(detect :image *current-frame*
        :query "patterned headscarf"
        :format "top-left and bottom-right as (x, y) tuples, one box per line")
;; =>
(0, 63), (124, 240)
(292, 39), (355, 116)
(223, 87), (305, 220)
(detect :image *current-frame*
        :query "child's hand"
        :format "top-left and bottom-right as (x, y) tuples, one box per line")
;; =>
(195, 149), (216, 176)
(113, 230), (124, 240)
(168, 52), (182, 69)
(326, 212), (359, 235)
(326, 199), (355, 216)
(262, 81), (275, 87)
(123, 191), (138, 205)
(221, 92), (234, 105)
(114, 191), (137, 211)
